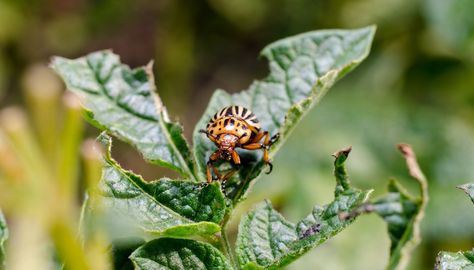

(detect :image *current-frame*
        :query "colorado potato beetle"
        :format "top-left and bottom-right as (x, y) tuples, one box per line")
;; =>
(200, 105), (279, 183)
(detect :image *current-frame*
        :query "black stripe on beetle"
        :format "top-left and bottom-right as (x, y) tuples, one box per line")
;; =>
(241, 107), (248, 118)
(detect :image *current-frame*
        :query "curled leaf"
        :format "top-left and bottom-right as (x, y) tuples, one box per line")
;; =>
(372, 144), (428, 270)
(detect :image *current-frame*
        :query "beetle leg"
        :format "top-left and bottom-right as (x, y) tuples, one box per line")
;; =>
(241, 143), (262, 150)
(231, 150), (241, 165)
(263, 147), (273, 174)
(212, 164), (222, 180)
(268, 133), (280, 146)
(221, 169), (238, 182)
(249, 130), (265, 143)
(262, 132), (279, 174)
(206, 151), (221, 183)
(242, 131), (280, 174)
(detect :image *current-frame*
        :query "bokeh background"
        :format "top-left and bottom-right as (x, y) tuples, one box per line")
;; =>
(1, 0), (474, 269)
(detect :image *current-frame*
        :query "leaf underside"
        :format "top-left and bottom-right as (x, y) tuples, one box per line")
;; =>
(235, 148), (371, 269)
(435, 183), (474, 270)
(373, 145), (429, 270)
(130, 238), (233, 270)
(51, 51), (197, 180)
(192, 26), (376, 203)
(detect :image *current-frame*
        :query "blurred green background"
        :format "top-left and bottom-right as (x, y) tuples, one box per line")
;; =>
(0, 0), (473, 269)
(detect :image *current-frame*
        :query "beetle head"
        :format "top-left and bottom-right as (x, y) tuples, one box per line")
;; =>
(217, 134), (238, 159)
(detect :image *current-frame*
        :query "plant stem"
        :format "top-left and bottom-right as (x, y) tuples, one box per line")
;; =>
(220, 215), (238, 269)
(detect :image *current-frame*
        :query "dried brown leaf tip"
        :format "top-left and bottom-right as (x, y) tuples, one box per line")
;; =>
(397, 143), (426, 182)
(332, 146), (352, 158)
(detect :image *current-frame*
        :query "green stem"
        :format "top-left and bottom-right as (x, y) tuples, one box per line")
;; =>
(221, 214), (238, 269)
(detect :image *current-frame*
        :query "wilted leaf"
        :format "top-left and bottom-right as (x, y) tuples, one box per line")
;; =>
(51, 51), (197, 180)
(0, 210), (7, 268)
(372, 144), (428, 270)
(95, 134), (225, 239)
(193, 26), (376, 203)
(235, 148), (372, 269)
(130, 238), (233, 270)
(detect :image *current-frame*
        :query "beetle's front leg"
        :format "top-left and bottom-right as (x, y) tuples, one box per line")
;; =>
(220, 150), (241, 182)
(206, 150), (221, 183)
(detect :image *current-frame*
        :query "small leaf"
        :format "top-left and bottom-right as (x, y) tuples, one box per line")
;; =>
(130, 238), (233, 270)
(96, 134), (224, 239)
(0, 210), (7, 268)
(435, 250), (474, 270)
(193, 26), (376, 202)
(235, 148), (371, 269)
(51, 51), (197, 180)
(373, 144), (429, 270)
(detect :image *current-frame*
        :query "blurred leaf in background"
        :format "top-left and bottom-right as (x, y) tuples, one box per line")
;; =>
(0, 210), (7, 269)
(0, 64), (109, 269)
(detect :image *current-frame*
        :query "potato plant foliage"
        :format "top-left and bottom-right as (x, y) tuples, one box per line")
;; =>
(435, 184), (474, 270)
(41, 25), (434, 269)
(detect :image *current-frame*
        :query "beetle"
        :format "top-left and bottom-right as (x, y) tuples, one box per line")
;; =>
(199, 105), (279, 184)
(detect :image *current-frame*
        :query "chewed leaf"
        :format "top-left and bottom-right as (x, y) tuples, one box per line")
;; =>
(193, 26), (376, 203)
(94, 134), (224, 239)
(373, 144), (428, 270)
(235, 148), (372, 269)
(51, 51), (197, 180)
(130, 238), (233, 270)
(0, 210), (7, 268)
(435, 250), (474, 270)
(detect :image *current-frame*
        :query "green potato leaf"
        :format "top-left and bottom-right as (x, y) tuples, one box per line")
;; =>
(435, 250), (474, 270)
(435, 183), (474, 270)
(51, 51), (197, 180)
(95, 134), (225, 239)
(130, 238), (233, 270)
(372, 144), (428, 270)
(0, 210), (7, 269)
(193, 26), (376, 203)
(458, 183), (474, 204)
(235, 148), (372, 269)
